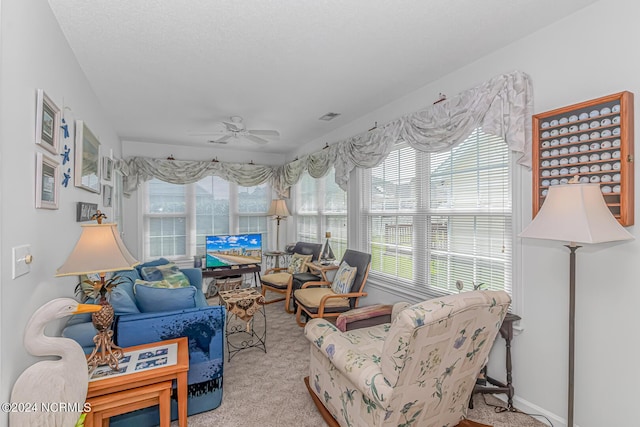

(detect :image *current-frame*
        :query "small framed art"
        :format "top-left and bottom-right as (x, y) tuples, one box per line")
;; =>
(76, 202), (98, 222)
(103, 157), (113, 182)
(35, 152), (60, 209)
(103, 184), (113, 207)
(75, 120), (101, 193)
(35, 89), (61, 156)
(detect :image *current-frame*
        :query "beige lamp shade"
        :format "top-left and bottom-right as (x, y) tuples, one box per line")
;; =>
(267, 199), (290, 218)
(56, 223), (139, 276)
(519, 183), (633, 244)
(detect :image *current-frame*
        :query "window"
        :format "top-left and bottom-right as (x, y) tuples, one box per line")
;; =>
(194, 176), (230, 254)
(361, 129), (512, 297)
(143, 178), (271, 260)
(295, 168), (348, 260)
(238, 184), (269, 234)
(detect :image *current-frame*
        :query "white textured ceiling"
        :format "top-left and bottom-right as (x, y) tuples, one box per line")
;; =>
(48, 0), (597, 155)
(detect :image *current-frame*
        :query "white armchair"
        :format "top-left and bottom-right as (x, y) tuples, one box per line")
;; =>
(303, 290), (511, 427)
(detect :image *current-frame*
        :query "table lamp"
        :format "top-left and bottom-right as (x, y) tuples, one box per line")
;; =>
(56, 223), (139, 370)
(519, 183), (633, 427)
(267, 199), (290, 252)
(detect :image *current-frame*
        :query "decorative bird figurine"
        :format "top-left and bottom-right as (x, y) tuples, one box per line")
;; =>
(10, 298), (101, 427)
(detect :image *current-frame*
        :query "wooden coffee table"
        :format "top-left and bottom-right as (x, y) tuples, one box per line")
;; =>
(85, 337), (189, 427)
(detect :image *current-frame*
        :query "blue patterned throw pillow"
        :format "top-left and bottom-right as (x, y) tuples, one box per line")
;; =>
(331, 261), (357, 294)
(140, 263), (190, 288)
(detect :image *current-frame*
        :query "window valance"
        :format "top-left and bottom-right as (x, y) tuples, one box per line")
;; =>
(117, 70), (532, 197)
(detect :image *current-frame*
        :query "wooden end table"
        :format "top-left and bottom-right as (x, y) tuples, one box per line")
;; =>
(470, 313), (521, 410)
(85, 337), (189, 427)
(305, 261), (339, 281)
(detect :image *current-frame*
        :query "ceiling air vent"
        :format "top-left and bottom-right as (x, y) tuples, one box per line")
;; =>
(319, 112), (341, 121)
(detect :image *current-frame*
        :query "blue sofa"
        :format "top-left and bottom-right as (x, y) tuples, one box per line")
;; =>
(62, 258), (225, 426)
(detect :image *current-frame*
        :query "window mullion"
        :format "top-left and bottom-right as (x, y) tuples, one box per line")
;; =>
(187, 183), (197, 257)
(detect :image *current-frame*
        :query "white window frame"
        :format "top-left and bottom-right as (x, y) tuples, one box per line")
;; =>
(355, 130), (516, 304)
(294, 169), (348, 259)
(140, 178), (271, 263)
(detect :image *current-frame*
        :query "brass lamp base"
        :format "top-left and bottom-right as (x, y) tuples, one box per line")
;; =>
(87, 330), (124, 371)
(87, 299), (124, 371)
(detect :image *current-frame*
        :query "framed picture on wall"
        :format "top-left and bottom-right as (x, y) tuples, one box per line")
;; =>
(102, 184), (113, 207)
(74, 120), (101, 193)
(35, 89), (61, 156)
(76, 202), (98, 222)
(35, 152), (60, 209)
(103, 157), (113, 182)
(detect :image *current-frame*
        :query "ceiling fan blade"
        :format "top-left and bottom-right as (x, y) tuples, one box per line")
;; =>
(209, 134), (232, 144)
(248, 129), (280, 138)
(244, 134), (269, 144)
(188, 130), (227, 136)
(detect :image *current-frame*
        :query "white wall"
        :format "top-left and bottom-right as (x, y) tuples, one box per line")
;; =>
(0, 1), (122, 425)
(293, 1), (640, 425)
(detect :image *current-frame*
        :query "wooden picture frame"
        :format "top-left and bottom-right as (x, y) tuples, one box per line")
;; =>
(75, 120), (101, 193)
(76, 202), (98, 222)
(532, 91), (634, 225)
(35, 89), (61, 155)
(35, 152), (60, 209)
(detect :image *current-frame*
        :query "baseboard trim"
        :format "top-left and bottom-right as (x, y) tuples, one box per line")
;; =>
(490, 394), (572, 427)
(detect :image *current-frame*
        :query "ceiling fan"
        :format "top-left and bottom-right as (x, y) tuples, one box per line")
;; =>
(189, 116), (280, 145)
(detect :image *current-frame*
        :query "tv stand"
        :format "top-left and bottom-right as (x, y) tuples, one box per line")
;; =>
(202, 264), (261, 297)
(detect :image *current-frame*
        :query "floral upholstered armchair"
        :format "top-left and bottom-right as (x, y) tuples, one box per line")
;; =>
(303, 290), (511, 427)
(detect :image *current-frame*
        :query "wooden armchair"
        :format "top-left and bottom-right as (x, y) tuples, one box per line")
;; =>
(293, 249), (371, 327)
(260, 242), (322, 312)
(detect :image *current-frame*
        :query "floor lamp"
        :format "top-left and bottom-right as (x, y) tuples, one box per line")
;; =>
(519, 183), (633, 427)
(267, 199), (290, 252)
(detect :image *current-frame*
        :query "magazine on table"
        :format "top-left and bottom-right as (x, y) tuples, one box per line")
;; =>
(89, 342), (178, 381)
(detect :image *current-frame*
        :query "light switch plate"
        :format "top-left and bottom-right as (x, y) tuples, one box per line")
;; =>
(13, 245), (31, 279)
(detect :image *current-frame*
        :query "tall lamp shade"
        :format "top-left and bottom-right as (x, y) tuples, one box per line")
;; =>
(519, 183), (633, 244)
(56, 223), (138, 277)
(519, 183), (633, 427)
(267, 199), (290, 252)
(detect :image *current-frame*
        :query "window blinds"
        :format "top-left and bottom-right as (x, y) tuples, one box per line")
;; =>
(362, 129), (512, 296)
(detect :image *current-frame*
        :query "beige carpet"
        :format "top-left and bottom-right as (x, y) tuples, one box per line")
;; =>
(173, 297), (546, 427)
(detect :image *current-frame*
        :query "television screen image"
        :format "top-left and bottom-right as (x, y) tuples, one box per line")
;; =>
(205, 233), (263, 268)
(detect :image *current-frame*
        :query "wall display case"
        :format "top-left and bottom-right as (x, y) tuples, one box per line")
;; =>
(532, 91), (634, 225)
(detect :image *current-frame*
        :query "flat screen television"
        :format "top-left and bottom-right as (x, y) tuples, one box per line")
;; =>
(205, 233), (263, 268)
